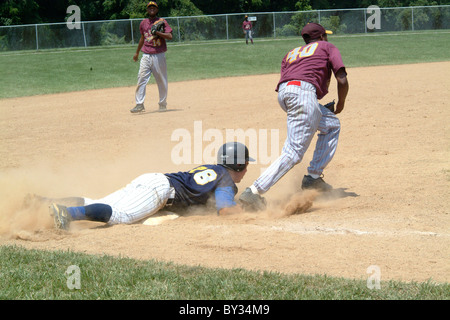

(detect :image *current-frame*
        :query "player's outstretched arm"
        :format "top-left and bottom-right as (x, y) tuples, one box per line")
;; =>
(218, 204), (244, 216)
(335, 68), (349, 114)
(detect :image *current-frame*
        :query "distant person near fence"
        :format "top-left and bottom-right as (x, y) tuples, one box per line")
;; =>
(242, 15), (253, 45)
(130, 1), (173, 114)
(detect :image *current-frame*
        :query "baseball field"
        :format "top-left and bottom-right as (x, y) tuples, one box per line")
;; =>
(0, 31), (449, 301)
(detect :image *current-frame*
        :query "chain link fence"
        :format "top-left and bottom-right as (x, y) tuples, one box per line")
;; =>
(0, 5), (449, 52)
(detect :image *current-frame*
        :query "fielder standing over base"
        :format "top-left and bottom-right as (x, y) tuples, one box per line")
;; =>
(130, 1), (173, 113)
(239, 23), (349, 212)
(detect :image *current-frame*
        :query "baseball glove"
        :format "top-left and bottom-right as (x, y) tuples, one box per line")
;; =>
(151, 19), (165, 35)
(324, 100), (335, 113)
(239, 188), (267, 212)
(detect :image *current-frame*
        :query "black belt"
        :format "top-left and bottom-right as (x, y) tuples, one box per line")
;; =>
(165, 176), (176, 207)
(165, 197), (175, 207)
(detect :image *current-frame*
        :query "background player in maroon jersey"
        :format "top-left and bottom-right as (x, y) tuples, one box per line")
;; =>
(242, 15), (254, 45)
(130, 1), (173, 113)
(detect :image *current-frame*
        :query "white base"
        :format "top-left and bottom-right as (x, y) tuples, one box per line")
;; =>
(142, 211), (180, 226)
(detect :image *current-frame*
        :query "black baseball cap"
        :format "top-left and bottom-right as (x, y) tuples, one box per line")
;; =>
(301, 23), (333, 40)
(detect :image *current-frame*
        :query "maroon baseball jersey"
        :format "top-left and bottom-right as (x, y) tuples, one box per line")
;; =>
(140, 17), (173, 54)
(242, 21), (252, 30)
(276, 41), (346, 99)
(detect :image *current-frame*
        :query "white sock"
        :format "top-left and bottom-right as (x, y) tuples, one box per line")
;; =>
(250, 184), (259, 195)
(309, 173), (320, 179)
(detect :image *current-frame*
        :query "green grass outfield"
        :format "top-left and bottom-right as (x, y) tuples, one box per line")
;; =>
(1, 245), (448, 300)
(0, 30), (449, 99)
(1, 31), (449, 301)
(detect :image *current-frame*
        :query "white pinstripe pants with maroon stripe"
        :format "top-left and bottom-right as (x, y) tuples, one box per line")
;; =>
(84, 173), (173, 225)
(254, 80), (340, 194)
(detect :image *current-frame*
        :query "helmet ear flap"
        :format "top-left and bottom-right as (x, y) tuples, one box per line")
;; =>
(230, 162), (247, 172)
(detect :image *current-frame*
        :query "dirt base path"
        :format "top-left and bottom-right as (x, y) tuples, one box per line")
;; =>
(0, 62), (449, 283)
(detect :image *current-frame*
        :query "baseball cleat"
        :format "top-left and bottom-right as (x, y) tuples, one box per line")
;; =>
(130, 104), (145, 113)
(158, 105), (167, 112)
(301, 175), (332, 192)
(239, 188), (267, 212)
(49, 203), (72, 230)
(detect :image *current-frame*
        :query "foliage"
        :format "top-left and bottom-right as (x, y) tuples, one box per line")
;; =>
(101, 33), (127, 45)
(0, 0), (40, 26)
(100, 21), (129, 46)
(295, 0), (313, 11)
(0, 35), (8, 51)
(320, 16), (348, 34)
(175, 16), (217, 41)
(2, 0), (449, 26)
(170, 0), (203, 17)
(277, 24), (300, 36)
(288, 10), (319, 34)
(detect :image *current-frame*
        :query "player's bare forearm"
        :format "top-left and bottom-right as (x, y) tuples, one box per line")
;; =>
(136, 36), (144, 53)
(218, 205), (244, 216)
(335, 69), (349, 114)
(133, 36), (145, 61)
(156, 32), (173, 40)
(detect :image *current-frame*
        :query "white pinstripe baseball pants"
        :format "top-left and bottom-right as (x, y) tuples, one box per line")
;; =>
(135, 52), (168, 108)
(84, 173), (173, 225)
(254, 80), (340, 194)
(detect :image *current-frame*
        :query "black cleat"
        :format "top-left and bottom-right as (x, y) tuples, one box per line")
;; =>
(130, 104), (145, 113)
(301, 175), (333, 192)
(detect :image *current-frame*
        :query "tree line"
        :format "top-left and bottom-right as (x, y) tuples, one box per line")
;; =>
(0, 0), (448, 26)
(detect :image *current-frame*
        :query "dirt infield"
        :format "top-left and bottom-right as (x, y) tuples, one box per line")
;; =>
(0, 62), (449, 284)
